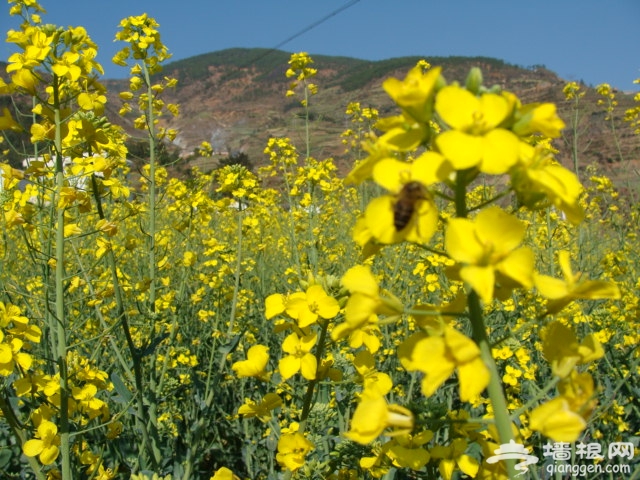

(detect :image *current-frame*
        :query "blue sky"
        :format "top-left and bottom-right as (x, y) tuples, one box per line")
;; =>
(3, 0), (639, 91)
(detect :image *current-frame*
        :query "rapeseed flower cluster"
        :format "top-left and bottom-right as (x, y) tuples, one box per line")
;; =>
(285, 51), (318, 103)
(325, 62), (622, 477)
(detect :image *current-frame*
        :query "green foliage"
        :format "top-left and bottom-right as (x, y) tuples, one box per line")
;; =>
(161, 48), (293, 85)
(125, 138), (180, 166)
(217, 151), (254, 171)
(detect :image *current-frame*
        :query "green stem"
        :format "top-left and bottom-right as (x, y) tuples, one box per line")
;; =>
(468, 294), (518, 479)
(303, 83), (310, 163)
(90, 176), (160, 469)
(468, 291), (516, 450)
(226, 205), (244, 337)
(568, 95), (582, 180)
(141, 62), (164, 469)
(299, 318), (330, 432)
(454, 173), (517, 478)
(143, 62), (158, 316)
(52, 73), (71, 480)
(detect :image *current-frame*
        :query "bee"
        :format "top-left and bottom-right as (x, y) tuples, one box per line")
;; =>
(393, 181), (426, 231)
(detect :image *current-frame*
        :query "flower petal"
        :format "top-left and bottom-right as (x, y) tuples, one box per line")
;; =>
(460, 265), (495, 304)
(457, 357), (490, 401)
(436, 130), (482, 170)
(364, 196), (403, 244)
(435, 86), (478, 130)
(279, 355), (300, 380)
(475, 207), (526, 251)
(529, 397), (586, 442)
(300, 353), (317, 380)
(479, 129), (521, 174)
(445, 218), (484, 264)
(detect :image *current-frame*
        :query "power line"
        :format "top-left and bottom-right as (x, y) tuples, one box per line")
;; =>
(272, 0), (361, 52)
(242, 0), (362, 67)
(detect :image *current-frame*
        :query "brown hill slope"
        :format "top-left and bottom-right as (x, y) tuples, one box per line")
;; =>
(4, 49), (640, 188)
(125, 48), (638, 185)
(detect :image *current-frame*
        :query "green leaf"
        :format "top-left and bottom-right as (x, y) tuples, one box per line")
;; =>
(110, 372), (133, 403)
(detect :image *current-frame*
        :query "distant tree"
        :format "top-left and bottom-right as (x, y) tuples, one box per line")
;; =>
(125, 138), (180, 166)
(218, 150), (253, 171)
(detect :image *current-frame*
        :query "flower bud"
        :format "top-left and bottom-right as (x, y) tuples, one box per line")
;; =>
(465, 67), (483, 95)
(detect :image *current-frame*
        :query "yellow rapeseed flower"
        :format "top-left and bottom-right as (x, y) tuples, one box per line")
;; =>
(445, 207), (534, 304)
(541, 321), (604, 378)
(511, 144), (584, 224)
(279, 332), (317, 380)
(0, 335), (33, 375)
(385, 430), (433, 470)
(23, 419), (60, 465)
(345, 393), (414, 444)
(535, 250), (621, 314)
(512, 102), (565, 138)
(237, 393), (282, 421)
(382, 65), (441, 124)
(353, 350), (392, 397)
(335, 264), (402, 329)
(285, 284), (340, 328)
(430, 438), (480, 480)
(231, 344), (270, 381)
(400, 326), (490, 401)
(276, 432), (314, 471)
(529, 397), (587, 442)
(211, 466), (240, 480)
(0, 107), (22, 132)
(435, 85), (520, 174)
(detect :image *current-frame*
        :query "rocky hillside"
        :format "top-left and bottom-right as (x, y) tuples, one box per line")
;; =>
(126, 49), (640, 182)
(4, 49), (640, 185)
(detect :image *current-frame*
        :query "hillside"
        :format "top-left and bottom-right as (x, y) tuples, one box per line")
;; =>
(4, 49), (640, 186)
(136, 48), (640, 184)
